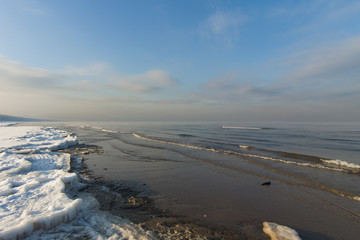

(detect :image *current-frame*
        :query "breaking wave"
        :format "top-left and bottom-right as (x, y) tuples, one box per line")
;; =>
(132, 132), (360, 203)
(222, 126), (262, 130)
(322, 159), (360, 170)
(132, 133), (360, 175)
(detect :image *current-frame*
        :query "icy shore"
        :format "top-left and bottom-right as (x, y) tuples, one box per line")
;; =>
(1, 123), (305, 240)
(0, 124), (154, 240)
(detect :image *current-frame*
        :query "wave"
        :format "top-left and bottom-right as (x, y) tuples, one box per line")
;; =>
(132, 133), (207, 151)
(91, 126), (119, 133)
(131, 132), (360, 202)
(322, 159), (360, 170)
(222, 126), (262, 130)
(178, 134), (195, 138)
(100, 128), (120, 133)
(81, 126), (131, 134)
(239, 145), (253, 150)
(132, 133), (360, 175)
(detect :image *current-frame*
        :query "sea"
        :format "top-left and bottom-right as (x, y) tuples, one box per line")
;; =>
(55, 121), (360, 239)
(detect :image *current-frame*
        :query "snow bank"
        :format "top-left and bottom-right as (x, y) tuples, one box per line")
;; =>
(0, 126), (78, 152)
(0, 125), (156, 240)
(27, 193), (156, 240)
(263, 222), (301, 240)
(0, 123), (16, 127)
(0, 125), (80, 239)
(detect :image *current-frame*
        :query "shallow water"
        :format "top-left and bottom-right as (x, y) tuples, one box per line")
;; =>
(47, 122), (360, 239)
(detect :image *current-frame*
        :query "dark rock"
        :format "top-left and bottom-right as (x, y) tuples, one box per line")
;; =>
(261, 181), (271, 186)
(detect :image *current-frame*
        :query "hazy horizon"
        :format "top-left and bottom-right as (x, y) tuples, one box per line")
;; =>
(1, 1), (359, 122)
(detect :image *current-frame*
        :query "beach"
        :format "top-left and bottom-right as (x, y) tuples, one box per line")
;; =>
(63, 122), (359, 240)
(1, 122), (360, 239)
(0, 123), (155, 240)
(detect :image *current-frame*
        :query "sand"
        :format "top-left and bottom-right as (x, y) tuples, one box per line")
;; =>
(20, 122), (360, 240)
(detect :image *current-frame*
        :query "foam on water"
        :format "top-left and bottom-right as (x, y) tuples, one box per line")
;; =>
(239, 145), (253, 150)
(322, 159), (360, 170)
(222, 126), (262, 130)
(132, 132), (360, 202)
(132, 133), (358, 174)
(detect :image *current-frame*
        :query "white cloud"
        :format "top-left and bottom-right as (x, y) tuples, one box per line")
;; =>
(0, 57), (176, 95)
(281, 36), (360, 85)
(206, 11), (243, 35)
(0, 56), (62, 91)
(200, 9), (247, 46)
(0, 56), (56, 79)
(0, 57), (180, 120)
(64, 62), (110, 77)
(268, 1), (360, 36)
(113, 69), (176, 93)
(201, 35), (360, 106)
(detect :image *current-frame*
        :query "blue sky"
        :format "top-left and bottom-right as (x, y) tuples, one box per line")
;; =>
(0, 0), (359, 122)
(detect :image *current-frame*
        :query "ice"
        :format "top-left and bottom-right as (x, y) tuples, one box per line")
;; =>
(263, 222), (301, 240)
(0, 124), (156, 240)
(0, 125), (81, 239)
(27, 193), (156, 240)
(0, 123), (16, 127)
(0, 126), (78, 152)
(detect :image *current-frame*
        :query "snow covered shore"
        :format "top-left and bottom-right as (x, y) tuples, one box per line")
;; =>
(0, 124), (154, 240)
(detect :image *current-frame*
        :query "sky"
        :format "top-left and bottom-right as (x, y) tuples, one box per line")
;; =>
(0, 0), (359, 122)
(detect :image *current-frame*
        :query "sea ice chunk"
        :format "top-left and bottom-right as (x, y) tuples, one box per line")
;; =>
(263, 222), (301, 240)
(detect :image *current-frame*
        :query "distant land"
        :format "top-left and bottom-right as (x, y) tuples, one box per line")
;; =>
(0, 114), (46, 122)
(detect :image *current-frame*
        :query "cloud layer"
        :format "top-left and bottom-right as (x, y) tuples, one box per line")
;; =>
(203, 35), (360, 104)
(113, 69), (176, 93)
(0, 56), (179, 120)
(1, 31), (359, 122)
(0, 56), (176, 95)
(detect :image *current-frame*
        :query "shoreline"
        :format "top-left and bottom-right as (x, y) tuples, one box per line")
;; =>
(61, 141), (265, 239)
(59, 123), (360, 240)
(10, 122), (360, 239)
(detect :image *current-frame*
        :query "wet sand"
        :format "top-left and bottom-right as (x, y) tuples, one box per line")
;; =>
(59, 124), (360, 239)
(60, 143), (262, 239)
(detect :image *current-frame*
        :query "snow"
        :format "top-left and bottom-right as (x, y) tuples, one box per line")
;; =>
(0, 125), (80, 239)
(0, 124), (155, 240)
(26, 191), (156, 240)
(263, 222), (301, 240)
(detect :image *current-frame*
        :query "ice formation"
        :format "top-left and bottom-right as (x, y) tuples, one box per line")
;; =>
(0, 125), (81, 239)
(0, 124), (155, 240)
(263, 222), (301, 240)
